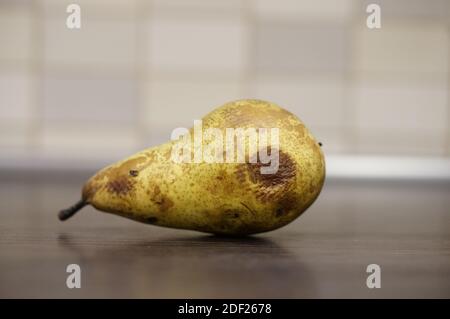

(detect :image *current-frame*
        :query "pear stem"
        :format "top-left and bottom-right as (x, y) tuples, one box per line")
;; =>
(58, 199), (87, 221)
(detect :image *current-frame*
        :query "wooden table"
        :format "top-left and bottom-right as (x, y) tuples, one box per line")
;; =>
(0, 172), (449, 298)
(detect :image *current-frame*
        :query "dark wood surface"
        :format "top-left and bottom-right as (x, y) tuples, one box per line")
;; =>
(0, 173), (449, 298)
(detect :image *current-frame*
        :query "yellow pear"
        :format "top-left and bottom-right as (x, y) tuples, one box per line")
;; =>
(59, 99), (325, 236)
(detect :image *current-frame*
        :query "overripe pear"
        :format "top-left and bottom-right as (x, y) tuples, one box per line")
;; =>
(59, 99), (325, 236)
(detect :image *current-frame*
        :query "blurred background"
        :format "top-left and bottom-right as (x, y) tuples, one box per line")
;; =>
(1, 0), (450, 299)
(0, 0), (449, 179)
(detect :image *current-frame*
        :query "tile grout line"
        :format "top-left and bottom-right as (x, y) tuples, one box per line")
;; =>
(340, 4), (362, 241)
(240, 0), (255, 99)
(446, 21), (450, 156)
(342, 7), (360, 155)
(29, 1), (44, 156)
(138, 0), (156, 149)
(134, 0), (148, 150)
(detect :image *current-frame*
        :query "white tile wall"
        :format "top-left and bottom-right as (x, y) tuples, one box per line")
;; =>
(0, 122), (30, 154)
(354, 23), (449, 77)
(358, 0), (449, 21)
(355, 83), (448, 132)
(251, 75), (346, 128)
(153, 0), (244, 11)
(354, 81), (448, 155)
(0, 0), (449, 166)
(42, 72), (138, 125)
(148, 17), (247, 74)
(0, 71), (33, 121)
(143, 77), (242, 144)
(255, 23), (350, 74)
(40, 124), (140, 160)
(43, 18), (137, 70)
(42, 0), (139, 17)
(355, 129), (447, 156)
(0, 6), (33, 64)
(0, 68), (34, 156)
(254, 0), (355, 21)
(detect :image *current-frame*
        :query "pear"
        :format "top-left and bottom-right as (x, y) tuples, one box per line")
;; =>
(59, 99), (325, 236)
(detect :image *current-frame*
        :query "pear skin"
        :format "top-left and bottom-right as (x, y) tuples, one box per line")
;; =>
(59, 99), (325, 236)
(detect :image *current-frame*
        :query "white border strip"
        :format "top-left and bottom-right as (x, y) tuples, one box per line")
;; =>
(326, 155), (450, 181)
